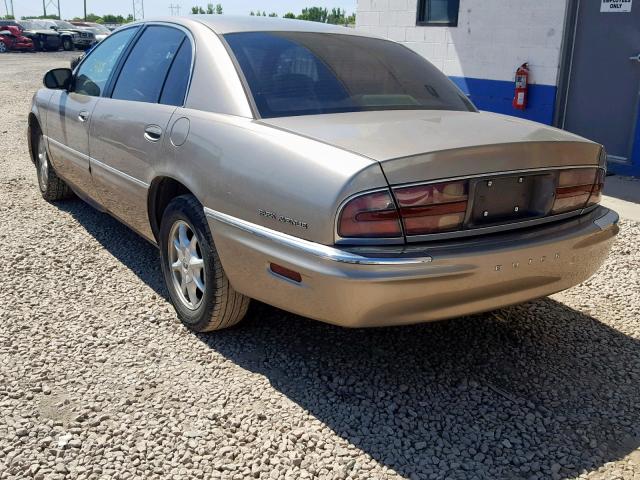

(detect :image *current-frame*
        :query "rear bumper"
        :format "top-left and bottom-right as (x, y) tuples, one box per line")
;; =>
(205, 206), (619, 328)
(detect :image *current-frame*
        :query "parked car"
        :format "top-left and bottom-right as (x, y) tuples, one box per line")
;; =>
(69, 21), (111, 42)
(50, 20), (96, 50)
(0, 24), (34, 52)
(14, 20), (62, 51)
(28, 17), (619, 332)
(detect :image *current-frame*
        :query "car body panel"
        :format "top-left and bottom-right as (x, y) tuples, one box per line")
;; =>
(182, 20), (253, 118)
(89, 98), (177, 239)
(28, 16), (619, 328)
(206, 205), (618, 327)
(43, 91), (100, 196)
(259, 110), (594, 159)
(169, 108), (386, 245)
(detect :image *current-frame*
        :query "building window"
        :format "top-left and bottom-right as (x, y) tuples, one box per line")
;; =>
(417, 0), (460, 26)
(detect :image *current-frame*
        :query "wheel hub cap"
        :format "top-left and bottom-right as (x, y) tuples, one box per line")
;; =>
(168, 220), (205, 310)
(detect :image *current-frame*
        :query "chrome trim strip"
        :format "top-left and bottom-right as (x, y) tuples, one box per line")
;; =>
(46, 136), (90, 162)
(45, 136), (151, 189)
(389, 164), (598, 189)
(203, 207), (432, 265)
(91, 157), (150, 188)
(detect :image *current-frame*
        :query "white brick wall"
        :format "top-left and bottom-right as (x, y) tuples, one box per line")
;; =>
(356, 0), (569, 86)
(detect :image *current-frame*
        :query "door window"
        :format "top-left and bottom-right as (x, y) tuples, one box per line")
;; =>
(74, 27), (138, 97)
(111, 26), (185, 104)
(159, 39), (193, 106)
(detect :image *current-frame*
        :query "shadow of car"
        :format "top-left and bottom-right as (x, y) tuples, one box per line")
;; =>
(54, 196), (640, 479)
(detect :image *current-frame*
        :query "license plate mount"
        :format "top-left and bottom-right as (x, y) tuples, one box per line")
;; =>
(467, 173), (555, 227)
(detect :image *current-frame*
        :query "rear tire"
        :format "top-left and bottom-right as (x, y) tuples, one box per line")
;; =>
(35, 132), (72, 201)
(159, 194), (250, 332)
(62, 38), (73, 51)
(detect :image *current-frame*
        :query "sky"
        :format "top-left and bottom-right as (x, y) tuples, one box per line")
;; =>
(8, 0), (358, 20)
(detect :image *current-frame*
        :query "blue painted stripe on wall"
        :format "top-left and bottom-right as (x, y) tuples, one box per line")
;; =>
(449, 76), (557, 126)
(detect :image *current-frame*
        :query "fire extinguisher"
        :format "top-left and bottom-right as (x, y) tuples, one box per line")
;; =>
(512, 63), (529, 111)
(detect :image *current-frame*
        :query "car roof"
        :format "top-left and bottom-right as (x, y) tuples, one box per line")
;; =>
(138, 15), (368, 36)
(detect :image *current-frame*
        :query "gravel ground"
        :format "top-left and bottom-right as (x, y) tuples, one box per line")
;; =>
(1, 52), (640, 480)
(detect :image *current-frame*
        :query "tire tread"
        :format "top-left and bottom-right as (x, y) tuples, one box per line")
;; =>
(160, 194), (249, 332)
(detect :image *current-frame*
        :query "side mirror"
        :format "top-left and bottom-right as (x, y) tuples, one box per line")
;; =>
(43, 68), (72, 90)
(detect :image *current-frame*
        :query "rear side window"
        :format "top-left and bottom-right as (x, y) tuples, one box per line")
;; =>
(159, 39), (193, 106)
(74, 27), (138, 97)
(112, 26), (185, 103)
(225, 32), (475, 118)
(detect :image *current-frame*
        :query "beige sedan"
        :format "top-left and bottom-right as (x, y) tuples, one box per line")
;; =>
(28, 16), (618, 331)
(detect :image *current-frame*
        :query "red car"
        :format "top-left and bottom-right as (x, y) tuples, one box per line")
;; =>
(0, 25), (34, 52)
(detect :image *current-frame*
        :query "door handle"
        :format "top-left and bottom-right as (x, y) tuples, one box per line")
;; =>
(144, 124), (163, 142)
(78, 111), (89, 122)
(629, 53), (640, 63)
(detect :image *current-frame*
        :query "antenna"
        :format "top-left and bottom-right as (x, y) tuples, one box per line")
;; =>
(132, 0), (144, 20)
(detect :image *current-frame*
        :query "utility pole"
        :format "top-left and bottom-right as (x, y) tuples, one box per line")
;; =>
(169, 3), (181, 15)
(43, 0), (60, 18)
(132, 0), (144, 20)
(84, 0), (87, 20)
(9, 0), (13, 17)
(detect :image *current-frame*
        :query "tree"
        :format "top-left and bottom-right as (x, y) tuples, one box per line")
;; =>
(206, 3), (214, 14)
(268, 12), (277, 17)
(215, 3), (223, 14)
(327, 7), (345, 24)
(191, 6), (199, 14)
(23, 14), (60, 20)
(102, 14), (128, 24)
(297, 7), (328, 23)
(283, 12), (295, 19)
(262, 11), (266, 16)
(249, 10), (254, 15)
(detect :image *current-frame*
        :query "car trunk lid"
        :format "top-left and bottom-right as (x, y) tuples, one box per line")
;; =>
(260, 110), (603, 241)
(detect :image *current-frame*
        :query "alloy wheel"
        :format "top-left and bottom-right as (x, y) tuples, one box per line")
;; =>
(168, 220), (206, 310)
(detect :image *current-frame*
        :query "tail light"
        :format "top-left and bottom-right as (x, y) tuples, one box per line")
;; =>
(552, 168), (602, 214)
(338, 190), (402, 238)
(339, 167), (604, 241)
(586, 168), (605, 207)
(393, 180), (469, 235)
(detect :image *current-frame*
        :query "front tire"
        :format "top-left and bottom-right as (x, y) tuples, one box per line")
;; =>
(159, 194), (250, 332)
(35, 132), (72, 201)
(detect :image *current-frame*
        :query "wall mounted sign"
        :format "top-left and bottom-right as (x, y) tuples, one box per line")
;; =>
(600, 0), (632, 12)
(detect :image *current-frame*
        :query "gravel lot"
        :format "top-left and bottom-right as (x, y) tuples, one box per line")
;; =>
(1, 52), (639, 480)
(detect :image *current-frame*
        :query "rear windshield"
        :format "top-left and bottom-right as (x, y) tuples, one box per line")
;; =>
(224, 31), (475, 118)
